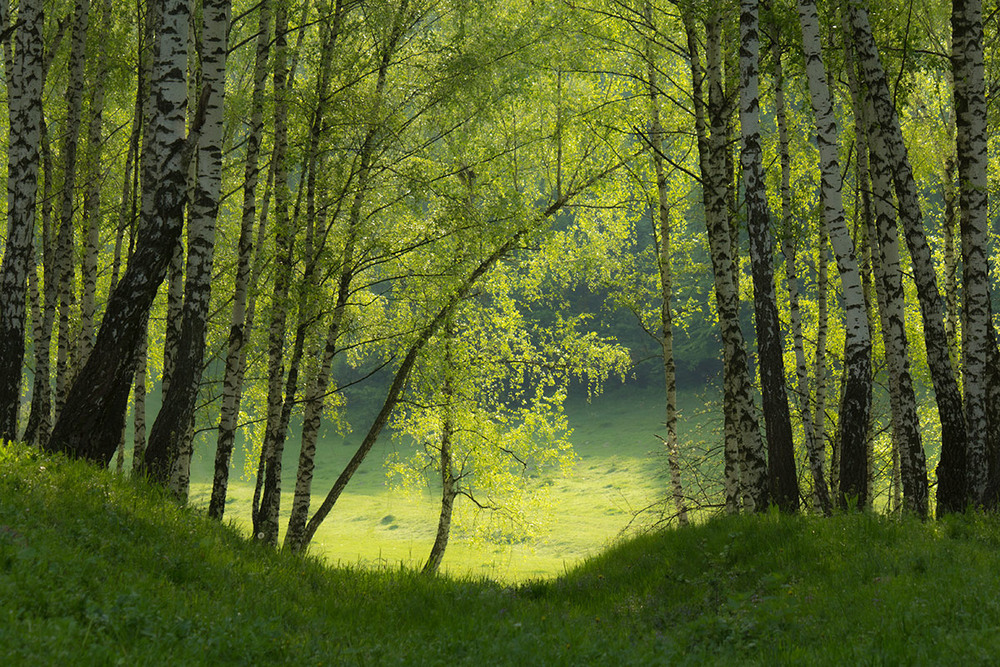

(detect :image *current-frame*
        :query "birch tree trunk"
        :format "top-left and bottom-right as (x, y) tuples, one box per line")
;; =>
(53, 0), (92, 419)
(0, 0), (45, 440)
(772, 25), (829, 513)
(285, 10), (363, 551)
(78, 0), (110, 370)
(145, 0), (230, 496)
(252, 0), (295, 541)
(684, 10), (766, 512)
(848, 0), (968, 515)
(941, 155), (960, 366)
(644, 0), (687, 526)
(797, 0), (871, 509)
(209, 0), (271, 521)
(847, 41), (928, 516)
(23, 122), (56, 446)
(740, 0), (797, 512)
(424, 327), (458, 575)
(952, 0), (990, 503)
(46, 0), (195, 463)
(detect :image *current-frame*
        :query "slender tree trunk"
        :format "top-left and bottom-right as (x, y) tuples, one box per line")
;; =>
(952, 0), (990, 504)
(424, 327), (458, 575)
(797, 0), (870, 509)
(252, 0), (295, 541)
(132, 329), (149, 473)
(0, 0), (45, 440)
(848, 0), (968, 515)
(815, 231), (832, 497)
(740, 0), (797, 512)
(210, 0), (271, 521)
(941, 155), (960, 366)
(23, 120), (56, 446)
(643, 0), (687, 526)
(53, 0), (92, 419)
(78, 0), (109, 370)
(46, 0), (195, 464)
(771, 23), (829, 514)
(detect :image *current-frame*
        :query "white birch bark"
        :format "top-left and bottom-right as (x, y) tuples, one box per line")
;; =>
(0, 0), (45, 439)
(147, 0), (230, 496)
(848, 0), (967, 514)
(78, 0), (110, 369)
(53, 0), (91, 418)
(684, 10), (765, 512)
(772, 26), (829, 513)
(47, 0), (193, 463)
(23, 123), (56, 445)
(952, 0), (990, 503)
(740, 0), (798, 511)
(847, 42), (928, 516)
(253, 0), (295, 542)
(797, 0), (871, 508)
(210, 0), (271, 521)
(643, 0), (687, 526)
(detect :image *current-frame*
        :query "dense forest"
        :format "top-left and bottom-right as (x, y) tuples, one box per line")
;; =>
(0, 0), (997, 569)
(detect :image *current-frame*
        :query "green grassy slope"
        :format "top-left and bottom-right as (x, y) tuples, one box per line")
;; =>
(4, 441), (1000, 665)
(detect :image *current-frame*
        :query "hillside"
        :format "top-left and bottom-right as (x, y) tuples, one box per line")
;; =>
(3, 442), (1000, 665)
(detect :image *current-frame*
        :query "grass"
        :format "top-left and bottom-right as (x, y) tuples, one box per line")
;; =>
(6, 439), (1000, 664)
(182, 384), (720, 580)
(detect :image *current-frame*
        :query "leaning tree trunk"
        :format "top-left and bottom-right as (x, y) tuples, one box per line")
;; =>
(848, 0), (968, 515)
(739, 0), (797, 512)
(144, 0), (230, 497)
(296, 161), (622, 550)
(0, 0), (45, 440)
(952, 0), (990, 504)
(209, 0), (271, 521)
(797, 0), (871, 510)
(424, 328), (459, 575)
(45, 0), (194, 464)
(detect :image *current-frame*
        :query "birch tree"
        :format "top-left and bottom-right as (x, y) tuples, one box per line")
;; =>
(739, 0), (797, 511)
(770, 18), (829, 513)
(796, 0), (871, 509)
(144, 0), (231, 496)
(0, 0), (45, 441)
(952, 0), (990, 504)
(209, 0), (272, 521)
(684, 9), (767, 512)
(848, 0), (967, 514)
(46, 0), (198, 463)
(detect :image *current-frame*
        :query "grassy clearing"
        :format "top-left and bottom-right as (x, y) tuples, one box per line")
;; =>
(5, 440), (1000, 665)
(183, 384), (720, 580)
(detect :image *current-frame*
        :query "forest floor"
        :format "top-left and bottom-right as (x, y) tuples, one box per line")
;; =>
(4, 440), (1000, 665)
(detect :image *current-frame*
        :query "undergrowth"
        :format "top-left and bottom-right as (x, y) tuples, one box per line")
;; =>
(2, 441), (1000, 665)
